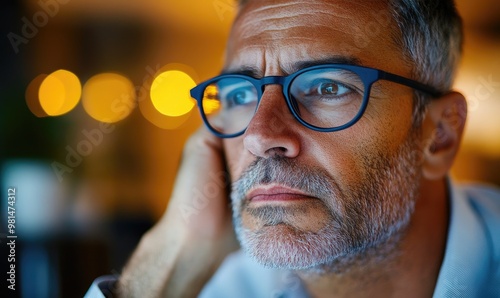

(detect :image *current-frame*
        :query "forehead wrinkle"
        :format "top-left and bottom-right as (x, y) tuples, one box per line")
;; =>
(236, 0), (384, 28)
(238, 26), (349, 54)
(233, 20), (352, 62)
(238, 11), (351, 41)
(240, 0), (370, 19)
(241, 22), (348, 42)
(243, 1), (303, 14)
(240, 10), (350, 29)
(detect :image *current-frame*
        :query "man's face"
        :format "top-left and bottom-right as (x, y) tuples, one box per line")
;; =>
(224, 0), (423, 270)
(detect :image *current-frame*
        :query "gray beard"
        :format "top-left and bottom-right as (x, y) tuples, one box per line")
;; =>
(230, 132), (421, 273)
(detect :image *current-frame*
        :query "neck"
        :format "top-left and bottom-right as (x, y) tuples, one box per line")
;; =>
(297, 178), (449, 298)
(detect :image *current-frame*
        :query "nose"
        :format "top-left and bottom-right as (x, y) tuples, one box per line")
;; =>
(243, 85), (301, 158)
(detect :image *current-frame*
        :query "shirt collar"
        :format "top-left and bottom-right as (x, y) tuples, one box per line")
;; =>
(433, 181), (491, 297)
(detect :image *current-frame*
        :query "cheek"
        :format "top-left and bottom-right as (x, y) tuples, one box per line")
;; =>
(305, 133), (366, 193)
(308, 97), (414, 190)
(355, 92), (414, 155)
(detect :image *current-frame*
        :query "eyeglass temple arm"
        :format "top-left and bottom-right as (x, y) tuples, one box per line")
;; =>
(379, 71), (443, 98)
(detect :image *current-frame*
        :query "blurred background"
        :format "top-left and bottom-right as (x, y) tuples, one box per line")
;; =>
(0, 0), (499, 297)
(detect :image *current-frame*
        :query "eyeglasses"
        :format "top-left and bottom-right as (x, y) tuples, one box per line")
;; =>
(190, 64), (441, 138)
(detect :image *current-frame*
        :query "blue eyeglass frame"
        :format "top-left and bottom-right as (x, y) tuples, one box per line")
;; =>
(190, 64), (442, 138)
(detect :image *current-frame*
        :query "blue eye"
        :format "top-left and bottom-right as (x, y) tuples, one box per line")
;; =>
(316, 81), (352, 97)
(215, 78), (257, 109)
(290, 69), (363, 105)
(225, 87), (257, 107)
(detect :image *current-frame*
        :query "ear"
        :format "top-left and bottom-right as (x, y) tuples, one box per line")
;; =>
(421, 92), (467, 180)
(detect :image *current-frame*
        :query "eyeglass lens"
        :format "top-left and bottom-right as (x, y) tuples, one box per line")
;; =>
(200, 67), (366, 136)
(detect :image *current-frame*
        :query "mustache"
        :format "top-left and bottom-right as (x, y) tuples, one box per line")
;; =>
(231, 156), (339, 204)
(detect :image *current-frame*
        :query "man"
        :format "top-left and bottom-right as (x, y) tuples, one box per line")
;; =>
(86, 0), (500, 297)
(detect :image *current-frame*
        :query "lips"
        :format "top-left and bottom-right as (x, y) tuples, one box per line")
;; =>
(247, 185), (317, 202)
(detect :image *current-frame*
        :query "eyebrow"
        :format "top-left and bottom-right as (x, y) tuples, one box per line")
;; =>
(221, 66), (261, 77)
(221, 56), (364, 78)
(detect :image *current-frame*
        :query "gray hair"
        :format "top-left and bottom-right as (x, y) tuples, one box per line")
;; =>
(235, 0), (464, 127)
(389, 0), (463, 126)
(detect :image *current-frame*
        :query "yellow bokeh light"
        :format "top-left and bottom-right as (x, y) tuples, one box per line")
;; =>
(150, 70), (196, 117)
(203, 99), (221, 115)
(202, 85), (221, 114)
(38, 70), (81, 116)
(54, 70), (81, 114)
(139, 78), (198, 130)
(26, 74), (48, 117)
(82, 73), (136, 123)
(139, 92), (195, 130)
(39, 75), (64, 115)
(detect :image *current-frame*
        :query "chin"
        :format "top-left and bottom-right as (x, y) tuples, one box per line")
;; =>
(235, 217), (408, 274)
(236, 222), (348, 270)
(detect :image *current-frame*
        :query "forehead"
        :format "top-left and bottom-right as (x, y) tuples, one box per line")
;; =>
(226, 0), (405, 75)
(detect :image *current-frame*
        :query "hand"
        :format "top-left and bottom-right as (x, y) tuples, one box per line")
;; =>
(166, 125), (236, 245)
(119, 126), (238, 298)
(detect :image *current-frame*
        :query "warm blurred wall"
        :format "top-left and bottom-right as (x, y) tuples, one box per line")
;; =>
(452, 0), (500, 185)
